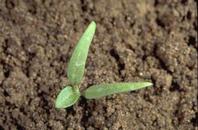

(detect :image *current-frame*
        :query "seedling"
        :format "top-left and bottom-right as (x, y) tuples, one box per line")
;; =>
(55, 21), (152, 108)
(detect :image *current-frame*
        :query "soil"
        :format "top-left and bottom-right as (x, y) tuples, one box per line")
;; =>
(0, 0), (197, 130)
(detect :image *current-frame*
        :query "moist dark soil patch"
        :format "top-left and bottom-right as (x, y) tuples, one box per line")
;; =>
(0, 0), (197, 130)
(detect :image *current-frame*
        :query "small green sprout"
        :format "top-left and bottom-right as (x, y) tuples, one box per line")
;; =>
(55, 21), (152, 109)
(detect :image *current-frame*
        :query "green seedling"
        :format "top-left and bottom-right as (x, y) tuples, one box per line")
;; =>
(55, 21), (152, 109)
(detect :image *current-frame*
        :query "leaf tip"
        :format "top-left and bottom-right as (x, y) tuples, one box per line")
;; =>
(55, 92), (66, 109)
(55, 100), (63, 109)
(90, 21), (96, 28)
(144, 82), (153, 87)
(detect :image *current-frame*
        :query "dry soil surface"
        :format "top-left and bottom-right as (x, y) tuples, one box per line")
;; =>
(0, 0), (197, 130)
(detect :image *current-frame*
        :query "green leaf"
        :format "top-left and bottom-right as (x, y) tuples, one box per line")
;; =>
(83, 82), (152, 99)
(67, 21), (96, 85)
(55, 86), (80, 109)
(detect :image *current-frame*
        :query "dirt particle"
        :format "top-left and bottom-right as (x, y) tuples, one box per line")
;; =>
(190, 112), (198, 127)
(5, 0), (18, 10)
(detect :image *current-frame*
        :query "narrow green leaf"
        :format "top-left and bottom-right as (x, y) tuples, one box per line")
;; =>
(55, 86), (80, 108)
(67, 21), (96, 85)
(83, 82), (152, 99)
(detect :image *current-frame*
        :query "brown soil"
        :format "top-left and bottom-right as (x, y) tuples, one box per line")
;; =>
(0, 0), (197, 130)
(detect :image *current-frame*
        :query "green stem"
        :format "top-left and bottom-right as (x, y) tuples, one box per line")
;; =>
(73, 85), (80, 94)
